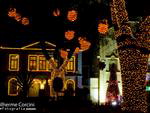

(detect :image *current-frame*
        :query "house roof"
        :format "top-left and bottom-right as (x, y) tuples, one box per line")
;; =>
(0, 41), (56, 51)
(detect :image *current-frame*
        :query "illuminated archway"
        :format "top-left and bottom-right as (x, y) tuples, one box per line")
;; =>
(8, 78), (18, 96)
(65, 79), (75, 90)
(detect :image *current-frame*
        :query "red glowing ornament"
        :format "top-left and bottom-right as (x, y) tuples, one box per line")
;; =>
(98, 20), (108, 34)
(65, 30), (75, 40)
(67, 10), (77, 22)
(53, 8), (60, 17)
(21, 17), (29, 25)
(78, 37), (91, 51)
(8, 8), (17, 17)
(74, 47), (80, 54)
(14, 13), (21, 22)
(60, 49), (68, 59)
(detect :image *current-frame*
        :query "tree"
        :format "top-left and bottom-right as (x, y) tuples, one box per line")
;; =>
(110, 0), (150, 112)
(39, 35), (91, 97)
(16, 69), (35, 98)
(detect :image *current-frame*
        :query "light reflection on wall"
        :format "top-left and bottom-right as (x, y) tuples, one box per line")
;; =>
(90, 78), (98, 103)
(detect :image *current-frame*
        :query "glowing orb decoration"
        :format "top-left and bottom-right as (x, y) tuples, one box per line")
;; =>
(53, 8), (60, 17)
(14, 13), (21, 22)
(74, 47), (80, 54)
(98, 23), (108, 34)
(21, 17), (29, 25)
(60, 49), (68, 59)
(8, 8), (17, 17)
(65, 30), (75, 40)
(67, 10), (77, 22)
(78, 37), (91, 51)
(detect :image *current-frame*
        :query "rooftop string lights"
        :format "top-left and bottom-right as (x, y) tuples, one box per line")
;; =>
(110, 0), (150, 112)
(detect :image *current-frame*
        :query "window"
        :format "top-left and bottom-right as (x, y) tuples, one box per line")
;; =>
(29, 55), (37, 71)
(39, 56), (46, 70)
(66, 56), (76, 72)
(9, 54), (19, 71)
(28, 55), (52, 71)
(8, 78), (18, 96)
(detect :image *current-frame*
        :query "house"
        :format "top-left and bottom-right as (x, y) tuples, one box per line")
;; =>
(0, 41), (83, 97)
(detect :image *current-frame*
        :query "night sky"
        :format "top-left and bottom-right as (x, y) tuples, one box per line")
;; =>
(0, 0), (149, 46)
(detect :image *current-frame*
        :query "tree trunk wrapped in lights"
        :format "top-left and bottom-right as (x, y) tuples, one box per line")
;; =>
(110, 0), (150, 112)
(40, 39), (91, 96)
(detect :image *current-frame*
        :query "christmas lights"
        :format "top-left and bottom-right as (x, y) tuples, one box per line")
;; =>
(98, 21), (109, 35)
(67, 10), (78, 22)
(65, 30), (75, 40)
(53, 8), (60, 17)
(8, 7), (30, 26)
(119, 48), (148, 113)
(110, 0), (149, 112)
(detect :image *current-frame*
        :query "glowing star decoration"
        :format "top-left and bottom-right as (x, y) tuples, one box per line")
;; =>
(78, 37), (91, 51)
(65, 30), (75, 40)
(98, 20), (108, 34)
(14, 13), (21, 22)
(53, 8), (60, 17)
(60, 49), (68, 59)
(8, 8), (17, 17)
(67, 10), (77, 22)
(21, 17), (29, 26)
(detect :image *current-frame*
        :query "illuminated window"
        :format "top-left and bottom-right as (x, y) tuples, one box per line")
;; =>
(39, 56), (46, 70)
(28, 55), (52, 71)
(28, 55), (37, 71)
(9, 54), (19, 71)
(8, 78), (18, 96)
(66, 56), (76, 72)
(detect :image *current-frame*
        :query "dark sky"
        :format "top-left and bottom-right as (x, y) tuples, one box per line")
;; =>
(0, 0), (149, 47)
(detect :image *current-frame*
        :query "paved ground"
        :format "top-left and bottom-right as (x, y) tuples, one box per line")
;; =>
(0, 96), (149, 113)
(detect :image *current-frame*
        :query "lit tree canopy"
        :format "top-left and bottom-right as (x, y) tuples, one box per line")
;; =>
(110, 0), (150, 112)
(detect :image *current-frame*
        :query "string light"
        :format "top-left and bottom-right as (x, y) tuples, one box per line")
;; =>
(60, 49), (68, 59)
(110, 0), (128, 27)
(78, 37), (91, 51)
(21, 17), (30, 26)
(67, 10), (78, 22)
(8, 8), (17, 17)
(8, 7), (30, 26)
(53, 8), (60, 17)
(110, 0), (149, 112)
(65, 30), (75, 40)
(119, 48), (148, 113)
(98, 19), (109, 35)
(14, 13), (22, 22)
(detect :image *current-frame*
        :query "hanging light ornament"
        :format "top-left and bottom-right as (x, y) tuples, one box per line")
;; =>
(67, 10), (78, 22)
(53, 8), (60, 17)
(98, 19), (109, 34)
(8, 8), (17, 17)
(14, 13), (22, 22)
(78, 37), (91, 51)
(21, 17), (29, 25)
(65, 30), (75, 40)
(74, 47), (80, 54)
(60, 49), (68, 59)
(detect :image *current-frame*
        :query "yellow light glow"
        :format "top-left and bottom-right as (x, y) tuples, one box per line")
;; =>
(90, 78), (98, 103)
(65, 79), (75, 90)
(9, 54), (19, 71)
(40, 80), (46, 90)
(99, 71), (108, 104)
